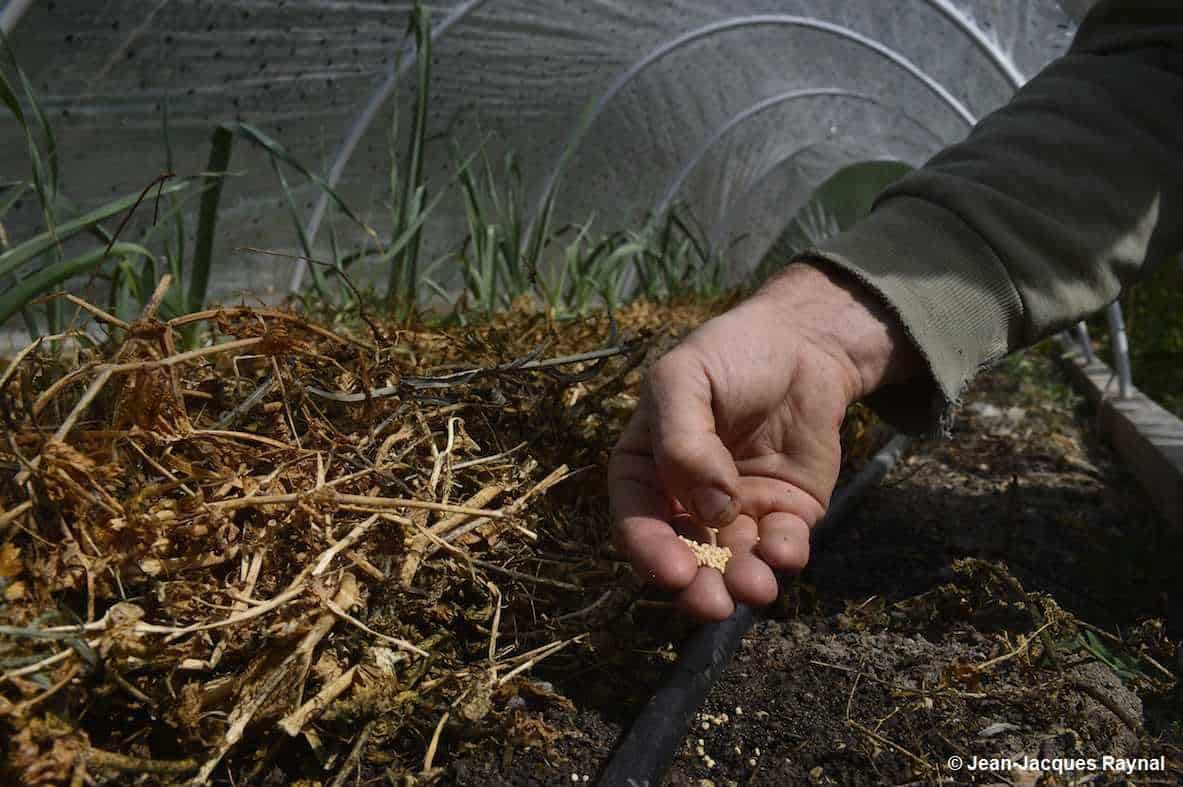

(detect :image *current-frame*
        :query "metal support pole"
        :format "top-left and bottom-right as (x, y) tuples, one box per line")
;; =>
(1073, 321), (1096, 364)
(1105, 301), (1132, 399)
(1074, 321), (1097, 364)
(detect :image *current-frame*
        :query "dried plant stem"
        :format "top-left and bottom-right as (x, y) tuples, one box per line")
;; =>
(214, 375), (276, 429)
(180, 551), (266, 671)
(160, 322), (191, 427)
(452, 441), (527, 470)
(307, 345), (637, 402)
(169, 306), (374, 351)
(126, 438), (195, 496)
(107, 337), (263, 373)
(401, 486), (504, 584)
(327, 719), (377, 787)
(497, 633), (587, 686)
(139, 274), (173, 320)
(189, 574), (359, 786)
(14, 368), (115, 486)
(279, 665), (358, 736)
(486, 581), (503, 669)
(313, 513), (381, 576)
(507, 464), (571, 513)
(0, 644), (83, 683)
(848, 718), (934, 773)
(0, 334), (72, 394)
(191, 428), (294, 450)
(422, 711), (450, 773)
(55, 294), (130, 330)
(324, 599), (429, 657)
(0, 500), (33, 533)
(85, 748), (198, 775)
(210, 491), (506, 519)
(30, 365), (96, 417)
(162, 580), (308, 642)
(973, 622), (1052, 673)
(7, 663), (81, 716)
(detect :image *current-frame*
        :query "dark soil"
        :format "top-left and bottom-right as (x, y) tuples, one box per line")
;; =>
(449, 347), (1183, 786)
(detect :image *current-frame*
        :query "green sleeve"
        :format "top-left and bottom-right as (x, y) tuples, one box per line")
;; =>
(799, 1), (1183, 435)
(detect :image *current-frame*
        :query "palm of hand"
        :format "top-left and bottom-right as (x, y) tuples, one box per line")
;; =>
(609, 303), (852, 621)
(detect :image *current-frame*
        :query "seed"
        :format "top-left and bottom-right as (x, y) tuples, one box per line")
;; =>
(678, 535), (732, 571)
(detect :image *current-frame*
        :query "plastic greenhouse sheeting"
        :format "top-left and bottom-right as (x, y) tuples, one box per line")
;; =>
(1, 0), (1084, 304)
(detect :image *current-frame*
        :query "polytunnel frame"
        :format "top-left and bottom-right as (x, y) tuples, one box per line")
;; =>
(524, 13), (978, 234)
(654, 87), (949, 218)
(644, 91), (949, 293)
(3, 0), (1126, 395)
(285, 6), (978, 294)
(0, 0), (34, 36)
(708, 143), (919, 264)
(525, 13), (979, 301)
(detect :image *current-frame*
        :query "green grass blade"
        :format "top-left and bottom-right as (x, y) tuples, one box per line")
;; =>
(0, 181), (29, 222)
(188, 126), (234, 312)
(233, 121), (376, 241)
(160, 97), (187, 281)
(0, 242), (156, 325)
(269, 154), (328, 298)
(2, 41), (61, 264)
(386, 1), (432, 311)
(0, 178), (194, 282)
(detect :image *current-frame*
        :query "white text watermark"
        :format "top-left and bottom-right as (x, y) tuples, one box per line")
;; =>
(945, 755), (1166, 775)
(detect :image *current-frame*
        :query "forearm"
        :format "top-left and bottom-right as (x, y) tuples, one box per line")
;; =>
(798, 1), (1183, 434)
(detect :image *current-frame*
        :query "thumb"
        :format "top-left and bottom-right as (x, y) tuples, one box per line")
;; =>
(645, 349), (741, 526)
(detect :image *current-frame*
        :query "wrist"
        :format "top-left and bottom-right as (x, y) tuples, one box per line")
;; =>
(749, 259), (924, 402)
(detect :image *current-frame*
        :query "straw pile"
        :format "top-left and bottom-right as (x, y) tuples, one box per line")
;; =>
(0, 278), (876, 785)
(0, 275), (693, 783)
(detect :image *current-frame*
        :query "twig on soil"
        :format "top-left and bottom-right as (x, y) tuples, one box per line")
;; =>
(973, 622), (1053, 673)
(848, 718), (934, 774)
(496, 633), (587, 686)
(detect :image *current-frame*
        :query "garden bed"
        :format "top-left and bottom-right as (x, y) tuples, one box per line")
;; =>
(1, 288), (1179, 786)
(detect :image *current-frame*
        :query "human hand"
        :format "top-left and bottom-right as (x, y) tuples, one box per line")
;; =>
(608, 262), (922, 621)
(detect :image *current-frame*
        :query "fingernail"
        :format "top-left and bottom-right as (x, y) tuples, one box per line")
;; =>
(691, 487), (734, 524)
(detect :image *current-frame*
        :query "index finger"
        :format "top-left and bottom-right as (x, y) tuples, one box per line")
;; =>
(609, 409), (698, 590)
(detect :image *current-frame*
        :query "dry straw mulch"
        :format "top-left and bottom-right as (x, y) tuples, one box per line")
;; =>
(0, 276), (751, 785)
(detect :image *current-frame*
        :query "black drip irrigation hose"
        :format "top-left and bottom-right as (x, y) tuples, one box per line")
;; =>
(597, 434), (913, 787)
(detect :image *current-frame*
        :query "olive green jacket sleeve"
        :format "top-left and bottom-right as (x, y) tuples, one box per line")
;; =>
(798, 0), (1183, 435)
